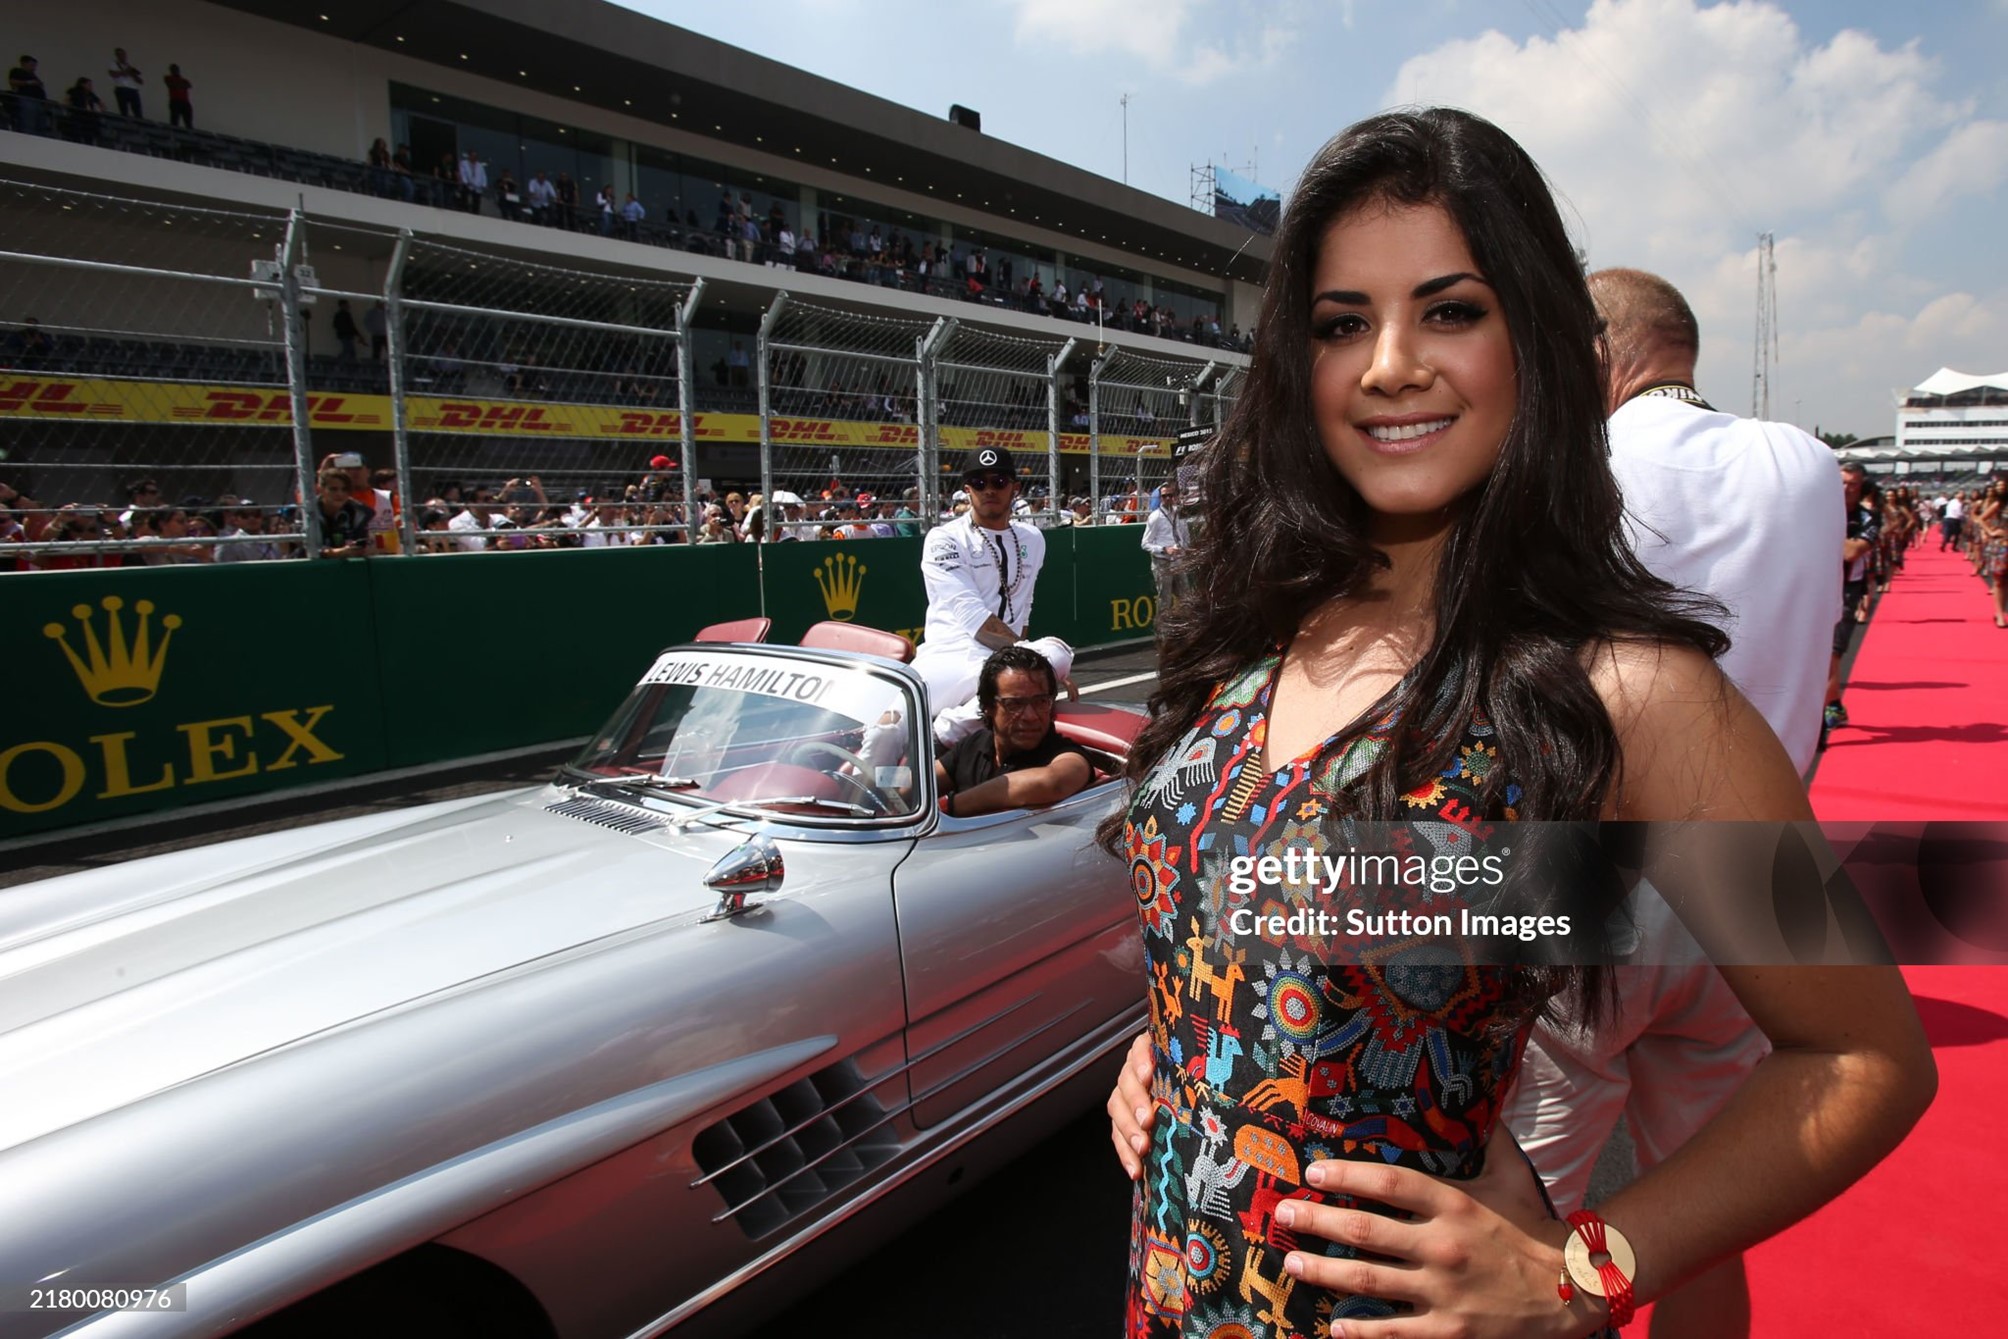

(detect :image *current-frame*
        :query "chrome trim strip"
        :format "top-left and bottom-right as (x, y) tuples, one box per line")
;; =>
(703, 999), (1100, 1225)
(908, 999), (1094, 1105)
(689, 995), (1042, 1190)
(687, 1070), (907, 1191)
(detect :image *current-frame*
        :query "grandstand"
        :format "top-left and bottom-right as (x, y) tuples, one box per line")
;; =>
(3, 0), (1264, 542)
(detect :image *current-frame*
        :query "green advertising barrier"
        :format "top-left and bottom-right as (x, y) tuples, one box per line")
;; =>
(366, 544), (763, 768)
(1, 530), (1161, 842)
(757, 538), (928, 647)
(1027, 526), (1082, 646)
(2, 562), (388, 840)
(1068, 524), (1162, 644)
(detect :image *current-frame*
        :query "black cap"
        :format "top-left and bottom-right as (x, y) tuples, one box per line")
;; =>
(960, 444), (1017, 479)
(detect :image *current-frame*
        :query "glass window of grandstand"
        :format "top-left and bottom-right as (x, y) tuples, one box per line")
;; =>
(630, 147), (799, 260)
(520, 114), (616, 227)
(391, 85), (610, 225)
(811, 192), (950, 294)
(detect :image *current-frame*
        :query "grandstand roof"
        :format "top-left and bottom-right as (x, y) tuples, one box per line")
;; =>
(1911, 368), (2008, 396)
(217, 0), (1273, 287)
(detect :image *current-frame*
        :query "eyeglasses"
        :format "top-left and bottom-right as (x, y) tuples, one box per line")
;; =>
(965, 473), (1015, 492)
(994, 693), (1054, 715)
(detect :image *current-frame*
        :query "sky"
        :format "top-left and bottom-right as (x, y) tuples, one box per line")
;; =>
(623, 0), (2008, 439)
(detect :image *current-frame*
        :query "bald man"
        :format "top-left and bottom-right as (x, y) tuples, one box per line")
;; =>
(1504, 268), (1843, 1339)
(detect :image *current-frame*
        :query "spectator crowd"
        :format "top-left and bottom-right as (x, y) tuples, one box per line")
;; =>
(5, 44), (1245, 353)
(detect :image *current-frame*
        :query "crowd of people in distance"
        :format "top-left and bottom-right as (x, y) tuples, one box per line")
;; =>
(7, 47), (194, 136)
(1, 474), (294, 570)
(2, 451), (1133, 567)
(5, 43), (1242, 352)
(1919, 480), (2008, 627)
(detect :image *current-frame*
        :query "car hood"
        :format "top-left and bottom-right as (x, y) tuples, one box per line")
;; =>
(0, 785), (807, 1153)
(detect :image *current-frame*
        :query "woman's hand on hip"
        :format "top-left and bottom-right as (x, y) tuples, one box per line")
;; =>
(1280, 1118), (1602, 1339)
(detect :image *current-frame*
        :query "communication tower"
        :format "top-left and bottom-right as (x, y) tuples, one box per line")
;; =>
(1752, 232), (1778, 419)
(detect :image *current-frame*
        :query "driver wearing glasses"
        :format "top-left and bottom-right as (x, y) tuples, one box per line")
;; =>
(913, 445), (1076, 745)
(935, 646), (1093, 818)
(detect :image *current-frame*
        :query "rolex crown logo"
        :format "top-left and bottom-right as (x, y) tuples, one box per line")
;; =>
(813, 554), (867, 622)
(45, 595), (183, 707)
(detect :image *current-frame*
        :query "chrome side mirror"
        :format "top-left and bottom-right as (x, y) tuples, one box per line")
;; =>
(702, 836), (784, 921)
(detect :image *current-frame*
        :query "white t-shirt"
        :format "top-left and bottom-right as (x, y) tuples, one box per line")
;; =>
(916, 513), (1046, 663)
(1608, 394), (1843, 772)
(1944, 497), (1965, 521)
(446, 509), (488, 551)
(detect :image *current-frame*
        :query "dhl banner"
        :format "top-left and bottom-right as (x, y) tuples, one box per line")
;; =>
(0, 376), (1175, 457)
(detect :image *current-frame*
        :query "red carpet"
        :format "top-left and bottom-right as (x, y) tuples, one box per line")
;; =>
(1739, 966), (2008, 1336)
(1810, 544), (2008, 820)
(1735, 545), (2008, 1335)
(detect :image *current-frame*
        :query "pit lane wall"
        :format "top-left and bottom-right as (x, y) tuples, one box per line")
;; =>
(0, 528), (1158, 839)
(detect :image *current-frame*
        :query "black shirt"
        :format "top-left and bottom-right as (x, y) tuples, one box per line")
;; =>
(1845, 502), (1881, 587)
(318, 499), (374, 553)
(941, 725), (1089, 795)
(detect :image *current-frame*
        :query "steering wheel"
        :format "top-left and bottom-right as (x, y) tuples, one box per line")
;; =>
(783, 740), (899, 813)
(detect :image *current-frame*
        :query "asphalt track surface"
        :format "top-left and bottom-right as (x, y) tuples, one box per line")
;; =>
(2, 640), (1635, 1336)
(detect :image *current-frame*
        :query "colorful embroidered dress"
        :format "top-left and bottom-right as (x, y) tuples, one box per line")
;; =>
(1123, 652), (1543, 1338)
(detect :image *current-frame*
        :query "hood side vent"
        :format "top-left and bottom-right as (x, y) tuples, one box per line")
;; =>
(543, 795), (671, 836)
(691, 1058), (901, 1239)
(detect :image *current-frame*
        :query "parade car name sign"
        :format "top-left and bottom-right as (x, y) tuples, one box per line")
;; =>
(638, 654), (897, 724)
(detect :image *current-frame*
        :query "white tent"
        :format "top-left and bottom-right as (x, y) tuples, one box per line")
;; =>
(1909, 368), (2008, 398)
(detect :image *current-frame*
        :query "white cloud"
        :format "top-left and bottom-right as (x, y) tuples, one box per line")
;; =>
(1886, 118), (2008, 224)
(1005, 0), (1294, 85)
(1382, 0), (2005, 434)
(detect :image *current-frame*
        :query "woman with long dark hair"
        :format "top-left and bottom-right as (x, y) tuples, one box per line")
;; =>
(1101, 108), (1932, 1337)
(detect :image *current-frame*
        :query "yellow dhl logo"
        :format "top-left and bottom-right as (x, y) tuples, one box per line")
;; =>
(769, 417), (842, 443)
(186, 390), (372, 424)
(0, 379), (122, 416)
(425, 403), (565, 432)
(614, 411), (724, 438)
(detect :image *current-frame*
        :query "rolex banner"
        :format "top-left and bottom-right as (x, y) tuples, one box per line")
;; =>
(4, 562), (388, 834)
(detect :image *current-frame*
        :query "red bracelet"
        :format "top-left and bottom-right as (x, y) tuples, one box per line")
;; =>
(1562, 1209), (1637, 1328)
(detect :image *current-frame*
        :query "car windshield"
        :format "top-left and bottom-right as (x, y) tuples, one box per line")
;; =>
(568, 649), (924, 821)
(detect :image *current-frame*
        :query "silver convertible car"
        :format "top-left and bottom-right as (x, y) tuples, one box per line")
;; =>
(1, 625), (1148, 1339)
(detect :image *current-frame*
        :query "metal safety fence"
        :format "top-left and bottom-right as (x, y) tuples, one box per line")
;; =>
(0, 179), (305, 561)
(1, 178), (1245, 568)
(759, 296), (934, 537)
(932, 324), (1079, 524)
(1089, 347), (1230, 521)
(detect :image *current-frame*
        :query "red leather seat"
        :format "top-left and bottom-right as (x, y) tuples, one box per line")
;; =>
(1052, 701), (1146, 761)
(693, 616), (773, 644)
(799, 621), (916, 663)
(706, 762), (844, 804)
